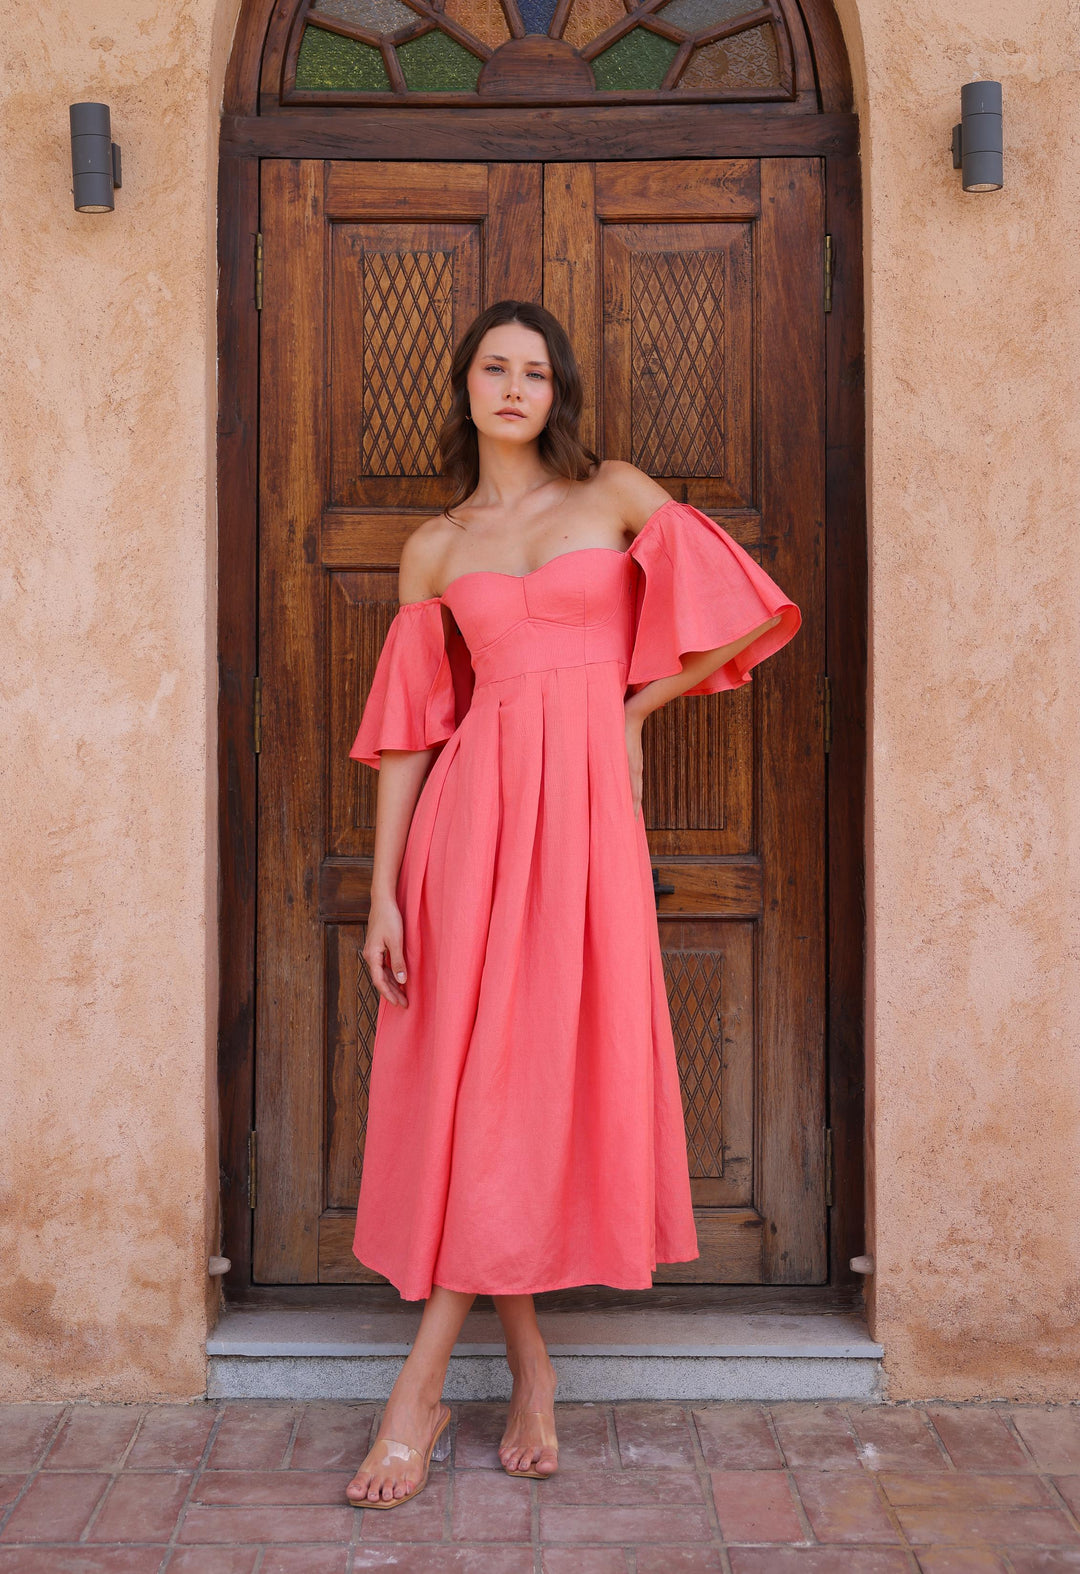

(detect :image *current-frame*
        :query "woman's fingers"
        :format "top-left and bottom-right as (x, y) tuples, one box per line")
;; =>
(363, 910), (409, 1007)
(369, 946), (408, 1007)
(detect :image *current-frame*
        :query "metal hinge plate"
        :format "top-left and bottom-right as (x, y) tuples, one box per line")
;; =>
(824, 233), (834, 314)
(248, 1130), (257, 1210)
(824, 1127), (834, 1208)
(254, 231), (263, 312)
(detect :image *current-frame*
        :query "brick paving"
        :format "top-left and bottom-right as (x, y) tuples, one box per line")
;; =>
(1, 1399), (1079, 1570)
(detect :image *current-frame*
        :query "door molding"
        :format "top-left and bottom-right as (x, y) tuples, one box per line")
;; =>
(216, 1), (866, 1296)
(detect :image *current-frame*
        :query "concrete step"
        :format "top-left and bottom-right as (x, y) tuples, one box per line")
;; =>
(207, 1288), (883, 1402)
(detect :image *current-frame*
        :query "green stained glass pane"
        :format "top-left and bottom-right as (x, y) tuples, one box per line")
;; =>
(397, 29), (483, 90)
(313, 0), (417, 34)
(591, 28), (679, 90)
(295, 26), (391, 89)
(657, 0), (753, 33)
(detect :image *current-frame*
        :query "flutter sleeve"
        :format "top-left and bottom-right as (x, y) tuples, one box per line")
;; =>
(348, 597), (472, 770)
(626, 501), (802, 697)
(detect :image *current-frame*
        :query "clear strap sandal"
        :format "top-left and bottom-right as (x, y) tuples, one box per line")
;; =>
(346, 1402), (452, 1509)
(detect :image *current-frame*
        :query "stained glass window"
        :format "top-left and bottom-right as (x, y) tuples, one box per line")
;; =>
(316, 0), (416, 31)
(443, 0), (509, 50)
(657, 0), (753, 29)
(561, 0), (623, 52)
(291, 0), (788, 98)
(680, 24), (780, 89)
(398, 30), (483, 89)
(518, 0), (559, 34)
(592, 30), (680, 92)
(295, 26), (391, 90)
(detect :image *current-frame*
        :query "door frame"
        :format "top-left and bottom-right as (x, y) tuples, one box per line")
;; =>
(215, 34), (866, 1297)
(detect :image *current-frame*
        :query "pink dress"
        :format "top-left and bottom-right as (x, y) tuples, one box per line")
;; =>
(348, 500), (801, 1300)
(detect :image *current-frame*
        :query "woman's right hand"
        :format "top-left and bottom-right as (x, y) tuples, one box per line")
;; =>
(363, 897), (409, 1008)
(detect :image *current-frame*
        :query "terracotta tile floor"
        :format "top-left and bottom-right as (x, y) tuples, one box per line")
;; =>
(1, 1399), (1079, 1571)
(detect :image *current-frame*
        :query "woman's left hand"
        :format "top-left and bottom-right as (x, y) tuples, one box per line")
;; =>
(624, 711), (644, 819)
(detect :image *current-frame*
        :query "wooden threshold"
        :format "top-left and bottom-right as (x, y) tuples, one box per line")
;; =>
(224, 1282), (865, 1314)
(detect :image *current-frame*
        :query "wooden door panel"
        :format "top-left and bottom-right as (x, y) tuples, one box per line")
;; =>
(329, 223), (480, 509)
(603, 223), (754, 508)
(545, 158), (826, 1284)
(665, 922), (754, 1210)
(593, 160), (761, 219)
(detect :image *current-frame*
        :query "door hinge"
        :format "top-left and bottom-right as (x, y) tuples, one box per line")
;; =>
(824, 233), (834, 314)
(822, 673), (832, 754)
(253, 674), (262, 755)
(824, 1127), (834, 1208)
(248, 1130), (257, 1210)
(254, 230), (263, 312)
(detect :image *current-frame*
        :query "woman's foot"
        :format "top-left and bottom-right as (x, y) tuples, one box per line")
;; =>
(346, 1390), (450, 1505)
(499, 1348), (559, 1476)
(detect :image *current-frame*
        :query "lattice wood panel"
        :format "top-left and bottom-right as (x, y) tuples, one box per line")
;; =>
(361, 250), (455, 475)
(631, 247), (725, 476)
(664, 948), (726, 1178)
(328, 216), (482, 509)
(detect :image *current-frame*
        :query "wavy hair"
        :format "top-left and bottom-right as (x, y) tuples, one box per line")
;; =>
(439, 300), (599, 521)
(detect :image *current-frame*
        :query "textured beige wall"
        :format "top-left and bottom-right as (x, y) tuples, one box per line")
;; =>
(833, 0), (1080, 1397)
(0, 0), (240, 1399)
(0, 0), (1077, 1400)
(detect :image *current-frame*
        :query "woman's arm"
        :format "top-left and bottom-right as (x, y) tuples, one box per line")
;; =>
(362, 527), (447, 1008)
(624, 617), (784, 726)
(603, 461), (784, 816)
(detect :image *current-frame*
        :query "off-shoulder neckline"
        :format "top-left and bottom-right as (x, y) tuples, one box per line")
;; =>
(398, 496), (681, 608)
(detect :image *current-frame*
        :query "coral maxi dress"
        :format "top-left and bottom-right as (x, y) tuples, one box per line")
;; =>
(348, 500), (801, 1301)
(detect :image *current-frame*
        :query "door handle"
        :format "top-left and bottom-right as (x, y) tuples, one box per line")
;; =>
(652, 867), (675, 908)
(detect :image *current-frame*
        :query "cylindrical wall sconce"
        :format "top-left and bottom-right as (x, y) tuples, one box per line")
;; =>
(70, 102), (122, 213)
(952, 80), (1003, 192)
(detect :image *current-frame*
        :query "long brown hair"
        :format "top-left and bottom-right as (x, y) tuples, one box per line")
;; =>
(438, 300), (599, 521)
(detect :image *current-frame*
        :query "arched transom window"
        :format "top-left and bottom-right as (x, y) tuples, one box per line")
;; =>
(282, 0), (799, 103)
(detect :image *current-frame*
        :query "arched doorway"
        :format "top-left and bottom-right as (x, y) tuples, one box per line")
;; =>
(216, 0), (866, 1300)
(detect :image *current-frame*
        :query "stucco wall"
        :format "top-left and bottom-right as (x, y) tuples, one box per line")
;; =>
(0, 1), (240, 1399)
(832, 0), (1080, 1398)
(0, 0), (1077, 1400)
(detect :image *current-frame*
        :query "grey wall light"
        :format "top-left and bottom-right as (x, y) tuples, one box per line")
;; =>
(70, 102), (122, 213)
(952, 80), (1003, 192)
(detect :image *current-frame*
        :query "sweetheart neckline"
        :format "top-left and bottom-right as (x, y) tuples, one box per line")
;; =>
(403, 497), (677, 607)
(441, 545), (628, 600)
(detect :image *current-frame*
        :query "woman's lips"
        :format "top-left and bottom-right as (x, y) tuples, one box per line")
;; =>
(496, 409), (526, 419)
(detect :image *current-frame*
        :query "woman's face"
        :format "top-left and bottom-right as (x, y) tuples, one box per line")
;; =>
(465, 322), (555, 445)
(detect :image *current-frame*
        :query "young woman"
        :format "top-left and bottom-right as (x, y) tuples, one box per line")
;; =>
(344, 301), (800, 1508)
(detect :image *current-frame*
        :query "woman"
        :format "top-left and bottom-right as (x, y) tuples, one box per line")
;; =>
(344, 301), (800, 1508)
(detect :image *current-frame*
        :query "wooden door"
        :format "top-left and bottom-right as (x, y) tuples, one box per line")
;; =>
(255, 157), (825, 1285)
(546, 161), (826, 1283)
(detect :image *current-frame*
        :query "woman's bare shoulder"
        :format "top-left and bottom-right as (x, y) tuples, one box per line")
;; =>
(587, 460), (672, 535)
(397, 513), (461, 603)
